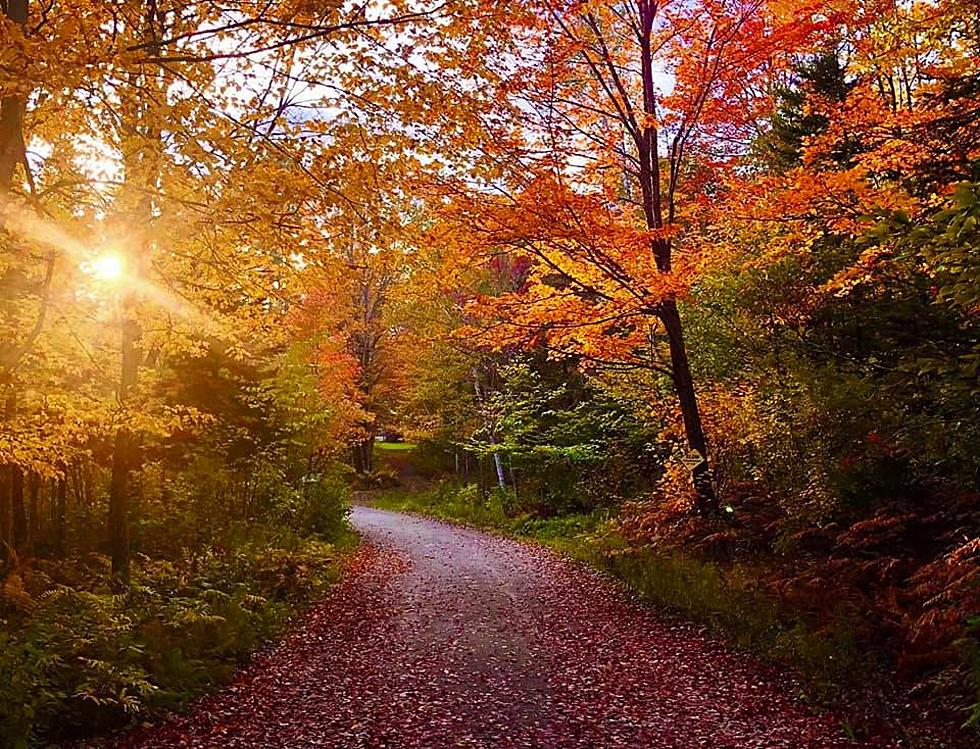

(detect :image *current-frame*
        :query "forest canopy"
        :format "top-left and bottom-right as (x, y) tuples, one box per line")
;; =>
(0, 0), (978, 746)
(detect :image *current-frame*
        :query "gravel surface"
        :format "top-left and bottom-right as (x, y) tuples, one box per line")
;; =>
(109, 506), (899, 748)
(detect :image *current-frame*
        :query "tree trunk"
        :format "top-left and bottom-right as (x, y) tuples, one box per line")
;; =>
(69, 463), (82, 506)
(0, 466), (9, 562)
(0, 394), (12, 557)
(0, 1), (29, 566)
(491, 441), (506, 490)
(660, 299), (717, 514)
(352, 434), (373, 473)
(108, 314), (140, 582)
(478, 455), (489, 500)
(54, 474), (66, 554)
(11, 465), (25, 549)
(0, 1), (28, 199)
(472, 367), (506, 490)
(27, 470), (38, 546)
(635, 1), (717, 512)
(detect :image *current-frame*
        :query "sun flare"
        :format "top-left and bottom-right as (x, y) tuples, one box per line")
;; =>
(90, 253), (125, 282)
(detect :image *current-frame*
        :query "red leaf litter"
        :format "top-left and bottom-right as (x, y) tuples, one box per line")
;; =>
(106, 507), (902, 748)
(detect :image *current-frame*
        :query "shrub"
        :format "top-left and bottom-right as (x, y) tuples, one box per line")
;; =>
(283, 472), (352, 540)
(0, 530), (343, 748)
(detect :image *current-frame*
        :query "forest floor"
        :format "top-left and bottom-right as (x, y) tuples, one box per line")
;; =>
(107, 505), (902, 748)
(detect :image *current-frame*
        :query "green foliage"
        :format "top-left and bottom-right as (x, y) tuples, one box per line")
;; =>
(0, 363), (353, 749)
(874, 183), (980, 393)
(374, 442), (418, 452)
(273, 472), (352, 541)
(754, 48), (855, 172)
(374, 483), (520, 530)
(682, 182), (980, 517)
(467, 359), (661, 513)
(0, 519), (348, 748)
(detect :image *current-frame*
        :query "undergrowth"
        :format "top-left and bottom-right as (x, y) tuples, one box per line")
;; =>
(0, 481), (355, 749)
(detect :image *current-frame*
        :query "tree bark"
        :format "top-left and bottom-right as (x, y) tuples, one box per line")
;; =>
(54, 474), (66, 554)
(0, 466), (9, 561)
(491, 440), (506, 490)
(27, 470), (38, 546)
(11, 465), (25, 549)
(0, 1), (29, 565)
(352, 437), (374, 474)
(472, 367), (506, 489)
(0, 389), (12, 558)
(0, 1), (28, 199)
(55, 477), (68, 554)
(108, 314), (140, 581)
(635, 0), (717, 513)
(660, 300), (717, 512)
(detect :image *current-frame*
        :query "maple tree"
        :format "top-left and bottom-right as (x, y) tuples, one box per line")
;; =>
(292, 203), (413, 476)
(422, 0), (831, 513)
(398, 0), (978, 736)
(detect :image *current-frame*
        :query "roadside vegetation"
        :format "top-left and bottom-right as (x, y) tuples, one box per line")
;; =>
(0, 351), (353, 748)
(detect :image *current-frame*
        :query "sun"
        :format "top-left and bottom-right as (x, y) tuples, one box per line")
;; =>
(90, 253), (125, 282)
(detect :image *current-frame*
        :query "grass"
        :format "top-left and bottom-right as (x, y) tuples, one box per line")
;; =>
(373, 483), (516, 527)
(374, 442), (417, 452)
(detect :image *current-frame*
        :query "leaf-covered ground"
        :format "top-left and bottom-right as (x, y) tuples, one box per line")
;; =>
(108, 506), (900, 748)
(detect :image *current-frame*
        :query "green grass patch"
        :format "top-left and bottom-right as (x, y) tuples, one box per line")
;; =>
(374, 442), (417, 452)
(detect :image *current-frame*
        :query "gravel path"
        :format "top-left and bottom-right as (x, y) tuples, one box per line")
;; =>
(111, 506), (898, 748)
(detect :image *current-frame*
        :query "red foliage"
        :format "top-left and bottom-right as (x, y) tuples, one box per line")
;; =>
(620, 485), (980, 729)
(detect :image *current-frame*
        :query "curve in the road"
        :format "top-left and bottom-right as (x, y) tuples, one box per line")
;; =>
(109, 506), (897, 748)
